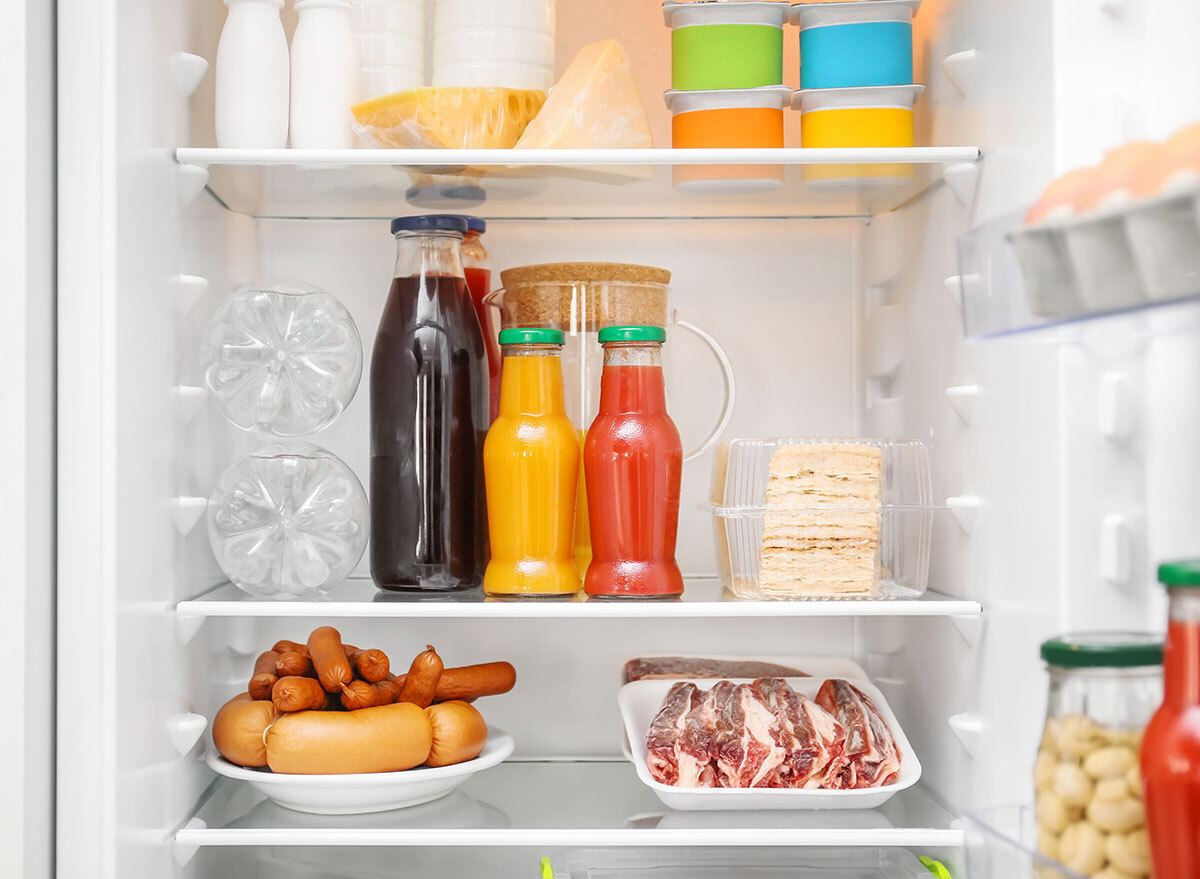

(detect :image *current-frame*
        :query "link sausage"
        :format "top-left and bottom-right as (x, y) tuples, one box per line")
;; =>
(306, 626), (353, 693)
(272, 676), (329, 712)
(271, 640), (309, 656)
(249, 650), (281, 701)
(276, 651), (315, 678)
(340, 678), (400, 710)
(398, 645), (443, 708)
(348, 648), (390, 683)
(425, 701), (488, 767)
(393, 662), (516, 702)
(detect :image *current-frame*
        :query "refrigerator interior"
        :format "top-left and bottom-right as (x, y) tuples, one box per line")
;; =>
(54, 0), (1200, 876)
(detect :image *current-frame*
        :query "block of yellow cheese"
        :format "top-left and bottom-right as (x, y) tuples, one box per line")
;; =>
(351, 87), (546, 150)
(515, 40), (653, 149)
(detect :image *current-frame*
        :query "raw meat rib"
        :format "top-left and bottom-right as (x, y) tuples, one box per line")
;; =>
(646, 681), (698, 785)
(816, 679), (902, 789)
(623, 656), (809, 683)
(678, 686), (718, 787)
(711, 681), (788, 788)
(753, 678), (846, 788)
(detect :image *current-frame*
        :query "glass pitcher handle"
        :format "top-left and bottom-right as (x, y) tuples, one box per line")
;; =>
(676, 319), (735, 463)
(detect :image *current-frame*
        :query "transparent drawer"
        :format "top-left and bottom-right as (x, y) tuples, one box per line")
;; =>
(708, 439), (934, 600)
(550, 847), (939, 878)
(966, 806), (1085, 879)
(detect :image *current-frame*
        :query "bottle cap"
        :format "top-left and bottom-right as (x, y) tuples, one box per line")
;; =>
(438, 214), (486, 234)
(598, 325), (667, 344)
(390, 215), (469, 235)
(499, 328), (565, 346)
(1040, 632), (1163, 668)
(1159, 559), (1200, 589)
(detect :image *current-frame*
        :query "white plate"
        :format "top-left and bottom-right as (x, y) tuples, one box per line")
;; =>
(206, 727), (514, 815)
(619, 679), (920, 811)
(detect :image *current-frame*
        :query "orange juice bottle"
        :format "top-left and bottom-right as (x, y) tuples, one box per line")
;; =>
(483, 328), (580, 596)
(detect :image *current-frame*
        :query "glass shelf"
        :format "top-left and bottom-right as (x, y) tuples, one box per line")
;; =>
(175, 147), (981, 220)
(176, 576), (982, 620)
(179, 760), (964, 849)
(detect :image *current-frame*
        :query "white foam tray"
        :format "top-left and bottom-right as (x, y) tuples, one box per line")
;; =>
(618, 679), (920, 811)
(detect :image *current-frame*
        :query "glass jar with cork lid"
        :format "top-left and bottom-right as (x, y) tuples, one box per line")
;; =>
(485, 262), (734, 574)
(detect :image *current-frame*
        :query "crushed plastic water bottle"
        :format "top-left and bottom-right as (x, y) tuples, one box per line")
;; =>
(201, 280), (362, 436)
(207, 444), (369, 598)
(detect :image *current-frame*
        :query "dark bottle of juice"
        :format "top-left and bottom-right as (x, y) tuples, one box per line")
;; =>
(370, 215), (489, 592)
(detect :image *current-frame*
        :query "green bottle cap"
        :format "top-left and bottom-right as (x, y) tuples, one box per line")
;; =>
(1158, 559), (1200, 589)
(498, 328), (565, 346)
(597, 325), (666, 343)
(1040, 632), (1163, 668)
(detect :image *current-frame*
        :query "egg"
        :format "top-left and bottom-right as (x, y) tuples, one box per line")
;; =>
(1153, 121), (1200, 194)
(1025, 167), (1096, 225)
(1073, 140), (1164, 213)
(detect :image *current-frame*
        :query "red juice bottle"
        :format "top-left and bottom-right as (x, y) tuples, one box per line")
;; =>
(1143, 560), (1200, 878)
(583, 326), (684, 598)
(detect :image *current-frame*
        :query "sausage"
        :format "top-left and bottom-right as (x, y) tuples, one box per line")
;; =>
(248, 650), (281, 701)
(265, 702), (433, 774)
(425, 701), (488, 767)
(271, 640), (309, 656)
(306, 626), (353, 693)
(272, 676), (329, 713)
(340, 678), (400, 710)
(212, 693), (278, 767)
(393, 662), (516, 702)
(398, 645), (443, 708)
(276, 651), (315, 678)
(347, 647), (390, 683)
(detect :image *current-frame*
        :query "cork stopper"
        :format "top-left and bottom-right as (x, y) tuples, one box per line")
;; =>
(500, 262), (671, 288)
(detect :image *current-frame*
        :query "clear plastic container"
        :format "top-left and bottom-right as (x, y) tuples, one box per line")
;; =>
(207, 444), (370, 599)
(200, 279), (363, 437)
(1034, 633), (1162, 879)
(708, 438), (933, 600)
(551, 847), (935, 878)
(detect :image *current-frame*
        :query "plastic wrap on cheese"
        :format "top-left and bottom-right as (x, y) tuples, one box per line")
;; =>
(515, 40), (654, 150)
(351, 87), (546, 150)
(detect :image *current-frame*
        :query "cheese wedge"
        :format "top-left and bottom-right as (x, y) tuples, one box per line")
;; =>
(351, 87), (546, 150)
(515, 40), (653, 149)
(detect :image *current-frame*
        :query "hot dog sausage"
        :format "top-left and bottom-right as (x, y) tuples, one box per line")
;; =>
(425, 701), (488, 767)
(271, 640), (309, 656)
(248, 650), (281, 701)
(306, 626), (353, 693)
(272, 675), (329, 712)
(398, 645), (443, 708)
(212, 693), (278, 767)
(348, 648), (390, 683)
(276, 651), (315, 678)
(393, 662), (516, 702)
(265, 702), (433, 774)
(340, 678), (400, 710)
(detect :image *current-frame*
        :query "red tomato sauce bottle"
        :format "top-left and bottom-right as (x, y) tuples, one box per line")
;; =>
(583, 326), (684, 599)
(457, 215), (501, 424)
(1143, 560), (1200, 878)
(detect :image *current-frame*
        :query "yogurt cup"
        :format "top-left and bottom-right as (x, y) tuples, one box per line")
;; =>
(793, 84), (923, 187)
(665, 85), (792, 192)
(791, 0), (920, 90)
(662, 1), (789, 91)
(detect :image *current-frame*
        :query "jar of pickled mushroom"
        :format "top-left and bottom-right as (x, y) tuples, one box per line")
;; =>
(1035, 633), (1163, 879)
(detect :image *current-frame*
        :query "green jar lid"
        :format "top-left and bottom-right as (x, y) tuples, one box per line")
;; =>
(598, 325), (667, 343)
(1040, 632), (1163, 668)
(498, 327), (564, 346)
(1159, 559), (1200, 588)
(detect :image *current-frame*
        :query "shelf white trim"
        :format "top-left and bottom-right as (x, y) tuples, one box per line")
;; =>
(175, 577), (981, 619)
(177, 146), (982, 168)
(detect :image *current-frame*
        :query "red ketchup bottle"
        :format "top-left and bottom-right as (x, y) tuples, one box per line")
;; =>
(458, 215), (502, 424)
(1143, 560), (1200, 878)
(583, 326), (684, 598)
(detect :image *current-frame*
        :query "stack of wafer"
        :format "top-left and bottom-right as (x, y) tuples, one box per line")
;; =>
(757, 443), (882, 596)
